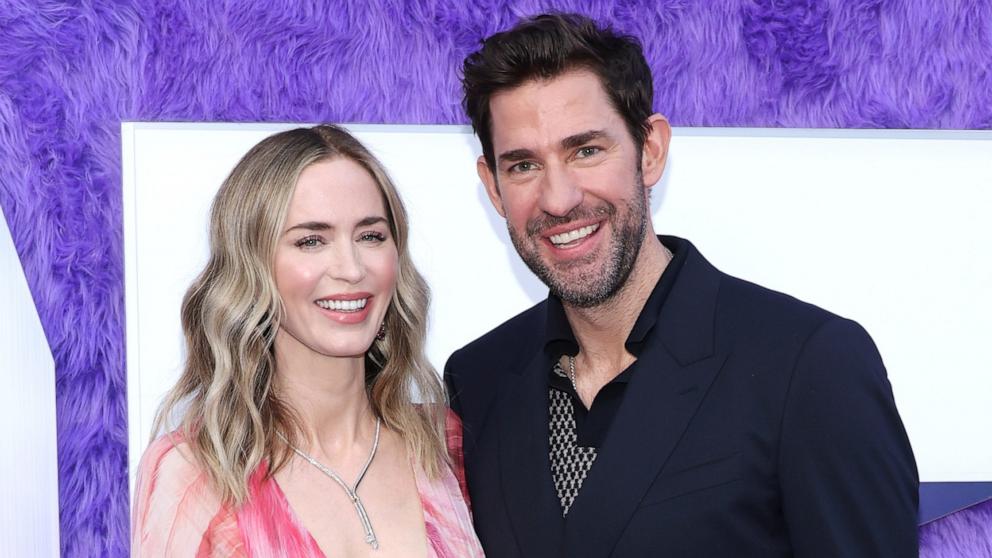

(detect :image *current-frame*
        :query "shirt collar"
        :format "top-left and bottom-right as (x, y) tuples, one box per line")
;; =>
(544, 236), (688, 357)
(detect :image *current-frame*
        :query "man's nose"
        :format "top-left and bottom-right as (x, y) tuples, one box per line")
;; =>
(537, 163), (583, 217)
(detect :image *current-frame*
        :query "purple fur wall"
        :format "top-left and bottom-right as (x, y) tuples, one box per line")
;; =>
(1, 0), (989, 555)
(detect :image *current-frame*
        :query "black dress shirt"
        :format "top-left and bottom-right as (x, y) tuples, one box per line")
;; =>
(545, 238), (687, 512)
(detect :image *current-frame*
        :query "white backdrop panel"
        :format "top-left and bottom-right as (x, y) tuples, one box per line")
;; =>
(124, 123), (992, 489)
(0, 206), (60, 557)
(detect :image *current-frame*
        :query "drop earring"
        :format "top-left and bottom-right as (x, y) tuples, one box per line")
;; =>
(376, 323), (386, 341)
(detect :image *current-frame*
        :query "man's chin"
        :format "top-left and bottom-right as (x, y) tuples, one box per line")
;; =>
(544, 268), (617, 303)
(549, 281), (620, 308)
(518, 244), (616, 299)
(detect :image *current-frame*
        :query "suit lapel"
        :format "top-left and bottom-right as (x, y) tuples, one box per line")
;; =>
(499, 350), (565, 556)
(562, 343), (727, 556)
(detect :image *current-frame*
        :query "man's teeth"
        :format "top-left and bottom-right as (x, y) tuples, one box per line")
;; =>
(549, 224), (599, 246)
(316, 298), (368, 312)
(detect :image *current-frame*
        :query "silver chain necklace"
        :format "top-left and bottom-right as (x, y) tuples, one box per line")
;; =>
(280, 417), (382, 550)
(568, 355), (579, 393)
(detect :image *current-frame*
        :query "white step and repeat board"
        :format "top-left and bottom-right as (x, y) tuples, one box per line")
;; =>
(124, 123), (992, 491)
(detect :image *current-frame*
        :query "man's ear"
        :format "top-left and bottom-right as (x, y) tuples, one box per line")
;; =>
(640, 114), (672, 189)
(477, 156), (506, 217)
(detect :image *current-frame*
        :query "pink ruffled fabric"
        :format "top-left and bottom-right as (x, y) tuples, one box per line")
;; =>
(132, 413), (483, 557)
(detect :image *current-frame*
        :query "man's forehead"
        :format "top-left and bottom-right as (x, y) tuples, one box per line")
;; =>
(488, 70), (622, 148)
(489, 68), (608, 109)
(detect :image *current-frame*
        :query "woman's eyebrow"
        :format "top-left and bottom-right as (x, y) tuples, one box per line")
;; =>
(284, 216), (387, 234)
(356, 216), (388, 227)
(284, 221), (331, 234)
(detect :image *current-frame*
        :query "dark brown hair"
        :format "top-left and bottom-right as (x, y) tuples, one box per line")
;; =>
(462, 13), (655, 171)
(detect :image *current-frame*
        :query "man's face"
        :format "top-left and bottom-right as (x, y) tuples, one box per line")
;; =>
(478, 69), (665, 308)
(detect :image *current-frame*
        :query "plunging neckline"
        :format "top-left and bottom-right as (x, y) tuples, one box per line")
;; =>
(268, 459), (436, 558)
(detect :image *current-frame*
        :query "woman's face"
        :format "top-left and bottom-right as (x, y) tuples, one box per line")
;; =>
(273, 157), (398, 360)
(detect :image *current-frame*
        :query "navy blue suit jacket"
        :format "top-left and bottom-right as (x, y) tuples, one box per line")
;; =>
(444, 237), (918, 557)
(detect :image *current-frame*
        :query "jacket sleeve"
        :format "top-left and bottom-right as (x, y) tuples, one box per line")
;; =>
(443, 349), (464, 419)
(445, 408), (471, 508)
(778, 318), (919, 557)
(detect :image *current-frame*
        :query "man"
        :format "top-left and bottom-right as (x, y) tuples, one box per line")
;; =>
(444, 13), (919, 558)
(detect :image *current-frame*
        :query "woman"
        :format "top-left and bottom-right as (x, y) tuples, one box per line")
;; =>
(132, 125), (484, 557)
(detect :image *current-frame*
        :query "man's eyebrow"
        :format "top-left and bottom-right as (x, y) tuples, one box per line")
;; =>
(495, 130), (611, 167)
(496, 148), (536, 165)
(561, 130), (608, 150)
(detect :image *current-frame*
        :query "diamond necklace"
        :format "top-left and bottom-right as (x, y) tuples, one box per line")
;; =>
(280, 417), (382, 550)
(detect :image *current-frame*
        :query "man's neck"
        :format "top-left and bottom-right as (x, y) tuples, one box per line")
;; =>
(563, 234), (670, 381)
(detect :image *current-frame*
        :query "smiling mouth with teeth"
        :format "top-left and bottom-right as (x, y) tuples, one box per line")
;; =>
(315, 298), (368, 312)
(549, 223), (600, 247)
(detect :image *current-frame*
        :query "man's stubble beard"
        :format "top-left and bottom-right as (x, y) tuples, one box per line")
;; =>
(506, 177), (648, 309)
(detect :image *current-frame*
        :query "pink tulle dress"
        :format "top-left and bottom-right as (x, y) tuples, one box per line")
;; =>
(131, 412), (484, 557)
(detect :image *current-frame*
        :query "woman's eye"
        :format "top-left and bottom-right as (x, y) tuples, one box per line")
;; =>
(359, 231), (387, 242)
(295, 235), (323, 248)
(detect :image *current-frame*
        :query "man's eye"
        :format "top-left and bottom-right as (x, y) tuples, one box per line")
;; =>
(359, 231), (387, 242)
(509, 161), (537, 174)
(295, 235), (323, 248)
(576, 146), (601, 158)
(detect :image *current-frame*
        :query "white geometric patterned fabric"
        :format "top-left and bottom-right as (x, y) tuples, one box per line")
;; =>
(549, 362), (598, 516)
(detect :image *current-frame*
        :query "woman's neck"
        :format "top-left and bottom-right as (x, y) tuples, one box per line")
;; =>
(273, 330), (376, 457)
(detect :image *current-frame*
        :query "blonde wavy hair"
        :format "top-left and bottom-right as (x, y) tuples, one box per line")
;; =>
(151, 125), (447, 505)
